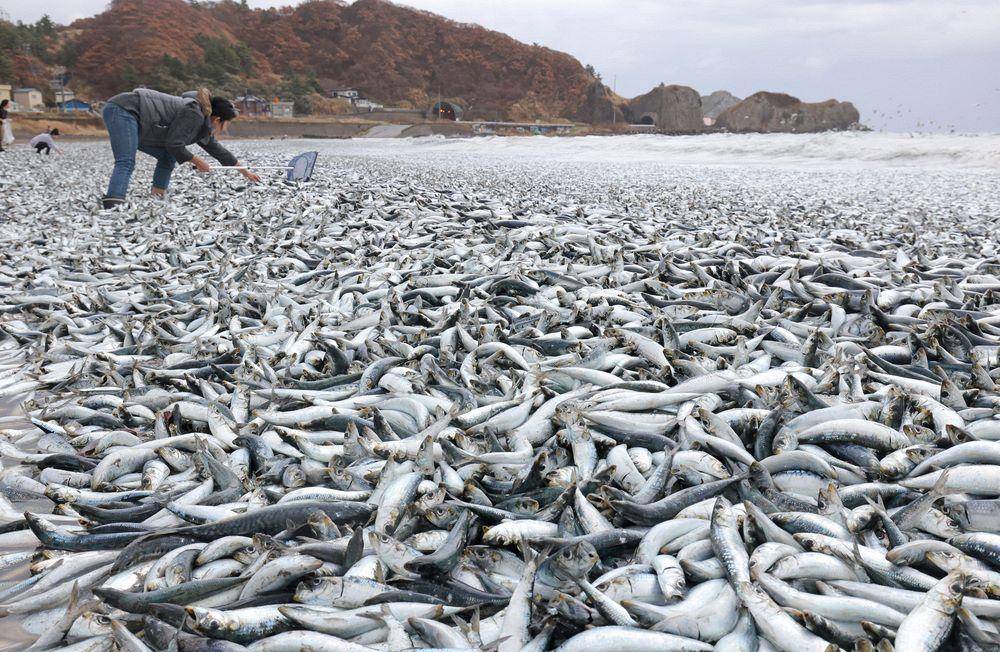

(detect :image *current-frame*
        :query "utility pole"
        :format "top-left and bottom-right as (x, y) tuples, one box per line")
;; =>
(611, 75), (617, 125)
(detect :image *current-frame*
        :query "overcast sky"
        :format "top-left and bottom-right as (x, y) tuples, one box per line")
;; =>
(3, 0), (999, 132)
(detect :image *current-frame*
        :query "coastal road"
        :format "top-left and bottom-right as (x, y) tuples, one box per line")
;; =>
(362, 124), (412, 138)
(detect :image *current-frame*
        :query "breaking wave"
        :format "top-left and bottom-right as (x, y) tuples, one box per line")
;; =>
(348, 131), (1000, 170)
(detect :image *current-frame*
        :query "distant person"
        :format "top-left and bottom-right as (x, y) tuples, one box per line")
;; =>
(100, 87), (260, 209)
(30, 128), (61, 155)
(0, 99), (12, 151)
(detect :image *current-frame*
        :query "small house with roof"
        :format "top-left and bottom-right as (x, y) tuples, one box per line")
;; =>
(329, 88), (360, 100)
(58, 98), (92, 113)
(13, 88), (44, 110)
(235, 94), (270, 116)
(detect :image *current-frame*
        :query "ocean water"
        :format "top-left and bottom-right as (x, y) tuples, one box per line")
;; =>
(319, 131), (1000, 170)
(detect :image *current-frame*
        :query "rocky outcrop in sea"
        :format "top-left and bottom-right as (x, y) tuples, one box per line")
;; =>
(623, 84), (704, 133)
(701, 90), (741, 120)
(715, 91), (861, 133)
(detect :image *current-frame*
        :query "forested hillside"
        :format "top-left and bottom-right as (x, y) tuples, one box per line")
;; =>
(2, 0), (607, 121)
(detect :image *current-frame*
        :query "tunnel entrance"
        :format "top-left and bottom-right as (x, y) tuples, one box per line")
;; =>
(638, 115), (655, 126)
(432, 101), (460, 121)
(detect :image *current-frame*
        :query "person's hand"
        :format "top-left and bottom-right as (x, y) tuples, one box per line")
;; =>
(191, 156), (211, 173)
(239, 167), (261, 183)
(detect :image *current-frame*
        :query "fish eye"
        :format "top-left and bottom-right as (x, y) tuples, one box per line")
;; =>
(950, 581), (963, 593)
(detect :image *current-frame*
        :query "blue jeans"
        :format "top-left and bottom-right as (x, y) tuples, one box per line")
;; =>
(103, 102), (177, 199)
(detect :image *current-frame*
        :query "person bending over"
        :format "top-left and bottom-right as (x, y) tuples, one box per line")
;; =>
(30, 128), (61, 155)
(101, 88), (260, 209)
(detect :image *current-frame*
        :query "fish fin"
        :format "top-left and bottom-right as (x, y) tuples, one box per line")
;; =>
(848, 539), (871, 582)
(65, 580), (80, 614)
(874, 491), (888, 512)
(861, 494), (888, 517)
(849, 538), (863, 564)
(482, 636), (510, 652)
(440, 439), (478, 463)
(171, 610), (188, 650)
(929, 468), (951, 499)
(650, 613), (698, 634)
(449, 613), (470, 636)
(344, 526), (364, 569)
(470, 607), (482, 642)
(957, 607), (1000, 645)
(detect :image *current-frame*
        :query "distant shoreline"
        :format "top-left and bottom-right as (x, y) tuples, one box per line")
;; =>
(7, 113), (874, 141)
(5, 114), (991, 142)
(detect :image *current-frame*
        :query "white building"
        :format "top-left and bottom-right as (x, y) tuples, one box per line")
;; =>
(13, 88), (44, 110)
(54, 89), (75, 105)
(329, 88), (359, 100)
(354, 98), (383, 111)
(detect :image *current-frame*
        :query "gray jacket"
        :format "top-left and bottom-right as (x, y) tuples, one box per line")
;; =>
(134, 89), (237, 166)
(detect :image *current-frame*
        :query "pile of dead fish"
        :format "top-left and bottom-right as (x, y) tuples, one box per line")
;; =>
(0, 143), (997, 651)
